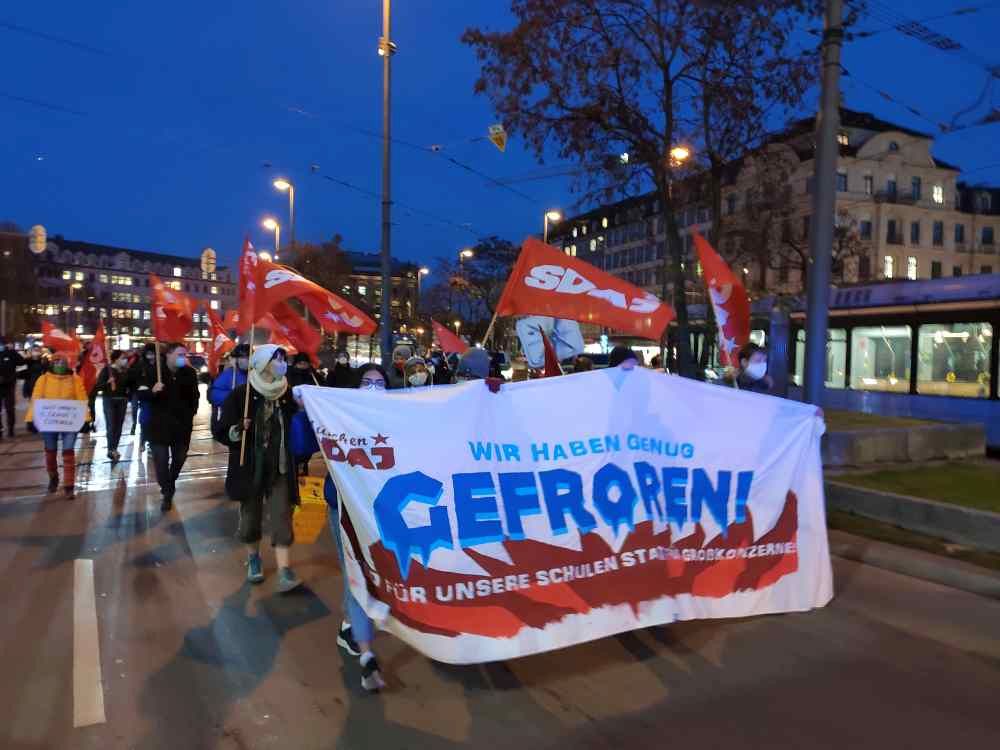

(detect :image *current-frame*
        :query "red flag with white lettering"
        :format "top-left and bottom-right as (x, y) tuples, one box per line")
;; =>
(495, 238), (675, 339)
(205, 307), (236, 376)
(149, 274), (196, 342)
(254, 260), (376, 335)
(236, 236), (259, 335)
(42, 321), (81, 357)
(80, 322), (108, 394)
(692, 232), (750, 367)
(432, 319), (468, 355)
(269, 302), (322, 362)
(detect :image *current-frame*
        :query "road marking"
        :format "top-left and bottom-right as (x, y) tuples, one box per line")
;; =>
(73, 558), (106, 728)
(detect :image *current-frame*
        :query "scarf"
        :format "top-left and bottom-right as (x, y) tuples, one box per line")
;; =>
(248, 369), (288, 401)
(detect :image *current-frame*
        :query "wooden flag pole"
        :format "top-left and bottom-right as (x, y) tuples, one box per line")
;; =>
(154, 339), (162, 384)
(239, 325), (255, 466)
(482, 309), (500, 349)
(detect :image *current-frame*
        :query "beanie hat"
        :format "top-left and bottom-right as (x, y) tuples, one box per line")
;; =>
(392, 344), (413, 361)
(250, 344), (283, 372)
(456, 348), (490, 380)
(608, 346), (638, 368)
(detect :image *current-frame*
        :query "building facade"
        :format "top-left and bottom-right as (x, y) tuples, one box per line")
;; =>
(341, 250), (420, 330)
(28, 237), (237, 352)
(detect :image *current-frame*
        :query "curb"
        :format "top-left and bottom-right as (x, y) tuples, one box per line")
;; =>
(828, 529), (1000, 601)
(825, 480), (1000, 554)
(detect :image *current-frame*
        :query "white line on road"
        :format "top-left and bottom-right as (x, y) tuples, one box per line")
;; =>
(73, 558), (106, 728)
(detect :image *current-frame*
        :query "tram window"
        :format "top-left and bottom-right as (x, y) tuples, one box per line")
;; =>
(793, 329), (846, 388)
(917, 323), (992, 398)
(851, 326), (911, 392)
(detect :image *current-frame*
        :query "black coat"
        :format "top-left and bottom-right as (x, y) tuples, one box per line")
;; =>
(216, 383), (301, 505)
(0, 349), (24, 387)
(326, 363), (355, 388)
(21, 358), (47, 398)
(95, 364), (133, 401)
(287, 367), (320, 389)
(137, 362), (200, 445)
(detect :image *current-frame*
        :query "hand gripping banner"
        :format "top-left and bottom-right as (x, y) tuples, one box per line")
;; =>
(298, 369), (832, 664)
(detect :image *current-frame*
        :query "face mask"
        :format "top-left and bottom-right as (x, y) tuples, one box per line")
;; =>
(270, 360), (288, 378)
(745, 361), (768, 380)
(337, 356), (349, 365)
(52, 362), (69, 374)
(174, 354), (187, 368)
(237, 357), (249, 371)
(408, 372), (428, 387)
(146, 353), (155, 362)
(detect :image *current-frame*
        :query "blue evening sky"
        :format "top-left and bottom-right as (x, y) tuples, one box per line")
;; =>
(2, 1), (997, 271)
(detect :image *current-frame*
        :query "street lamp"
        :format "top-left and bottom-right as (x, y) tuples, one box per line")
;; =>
(669, 145), (691, 166)
(543, 209), (562, 244)
(257, 251), (273, 263)
(261, 217), (280, 261)
(273, 179), (295, 253)
(68, 281), (83, 331)
(459, 248), (474, 276)
(660, 144), (693, 372)
(417, 266), (429, 301)
(453, 320), (461, 333)
(378, 0), (397, 366)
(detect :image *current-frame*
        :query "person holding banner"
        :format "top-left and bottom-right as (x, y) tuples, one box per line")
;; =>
(402, 356), (431, 389)
(218, 345), (302, 593)
(25, 350), (90, 498)
(727, 343), (774, 394)
(140, 343), (200, 511)
(287, 352), (320, 389)
(209, 343), (249, 437)
(326, 350), (355, 388)
(95, 350), (132, 462)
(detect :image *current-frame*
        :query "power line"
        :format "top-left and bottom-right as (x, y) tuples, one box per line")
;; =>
(0, 90), (86, 116)
(0, 20), (111, 56)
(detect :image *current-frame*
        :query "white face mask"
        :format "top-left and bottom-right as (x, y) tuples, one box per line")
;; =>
(745, 361), (768, 380)
(337, 356), (349, 365)
(408, 372), (428, 387)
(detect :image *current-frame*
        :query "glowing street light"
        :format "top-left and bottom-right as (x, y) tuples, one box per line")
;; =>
(459, 248), (474, 260)
(272, 178), (295, 251)
(669, 145), (691, 166)
(257, 251), (273, 263)
(261, 217), (280, 260)
(543, 209), (562, 244)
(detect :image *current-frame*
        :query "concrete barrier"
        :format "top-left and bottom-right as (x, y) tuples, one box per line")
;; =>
(822, 423), (985, 467)
(826, 480), (1000, 554)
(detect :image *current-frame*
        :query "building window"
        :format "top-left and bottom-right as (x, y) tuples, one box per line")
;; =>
(143, 310), (150, 320)
(886, 178), (897, 199)
(983, 227), (995, 245)
(889, 141), (899, 152)
(851, 325), (911, 392)
(62, 270), (71, 280)
(907, 256), (918, 280)
(837, 132), (849, 146)
(911, 177), (921, 201)
(210, 300), (219, 310)
(794, 329), (847, 388)
(955, 223), (966, 243)
(979, 193), (992, 212)
(883, 255), (894, 278)
(932, 221), (944, 246)
(99, 273), (108, 283)
(601, 217), (608, 229)
(917, 323), (992, 398)
(931, 261), (942, 278)
(863, 175), (873, 195)
(836, 172), (848, 192)
(589, 239), (597, 252)
(860, 220), (872, 240)
(887, 219), (901, 244)
(173, 266), (181, 277)
(983, 265), (994, 274)
(726, 194), (736, 215)
(953, 266), (963, 277)
(210, 285), (218, 295)
(910, 221), (920, 245)
(932, 185), (944, 204)
(75, 271), (84, 281)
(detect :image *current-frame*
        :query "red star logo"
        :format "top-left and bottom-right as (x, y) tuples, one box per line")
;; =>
(373, 433), (389, 445)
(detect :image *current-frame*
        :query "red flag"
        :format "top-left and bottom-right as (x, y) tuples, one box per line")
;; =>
(80, 322), (108, 394)
(223, 309), (240, 331)
(540, 327), (563, 377)
(269, 302), (322, 360)
(496, 238), (675, 340)
(205, 307), (235, 376)
(255, 260), (376, 335)
(236, 237), (259, 335)
(692, 232), (750, 367)
(42, 321), (81, 357)
(149, 273), (195, 342)
(432, 319), (468, 354)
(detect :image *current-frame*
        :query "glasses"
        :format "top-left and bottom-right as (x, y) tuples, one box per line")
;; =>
(360, 379), (386, 390)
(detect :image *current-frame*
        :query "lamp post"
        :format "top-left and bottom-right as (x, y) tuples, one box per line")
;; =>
(417, 266), (429, 304)
(459, 248), (474, 275)
(453, 320), (461, 334)
(273, 179), (295, 253)
(543, 210), (562, 244)
(68, 282), (82, 331)
(262, 218), (280, 261)
(659, 144), (693, 370)
(378, 0), (397, 363)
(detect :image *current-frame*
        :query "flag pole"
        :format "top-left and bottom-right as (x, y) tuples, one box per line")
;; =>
(482, 309), (500, 348)
(239, 325), (255, 465)
(154, 338), (162, 384)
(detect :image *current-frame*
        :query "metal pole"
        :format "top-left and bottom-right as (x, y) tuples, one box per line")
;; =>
(379, 0), (394, 363)
(543, 213), (549, 244)
(288, 185), (296, 252)
(803, 0), (843, 406)
(275, 225), (281, 262)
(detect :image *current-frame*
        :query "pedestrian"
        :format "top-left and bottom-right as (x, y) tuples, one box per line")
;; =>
(218, 344), (302, 593)
(140, 342), (200, 511)
(386, 344), (411, 389)
(127, 348), (143, 436)
(0, 337), (26, 440)
(25, 350), (89, 498)
(428, 350), (452, 385)
(403, 355), (430, 388)
(76, 341), (98, 434)
(209, 343), (249, 436)
(21, 345), (48, 401)
(573, 355), (594, 373)
(287, 352), (320, 388)
(727, 342), (773, 394)
(129, 343), (159, 454)
(609, 345), (640, 370)
(326, 349), (354, 388)
(95, 350), (132, 462)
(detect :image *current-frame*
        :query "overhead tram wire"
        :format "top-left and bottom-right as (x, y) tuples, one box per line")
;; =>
(0, 20), (111, 56)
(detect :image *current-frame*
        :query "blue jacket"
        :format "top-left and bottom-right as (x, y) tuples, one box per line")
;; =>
(208, 366), (246, 407)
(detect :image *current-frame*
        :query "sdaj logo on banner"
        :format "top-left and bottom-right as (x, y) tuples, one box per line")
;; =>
(298, 367), (833, 664)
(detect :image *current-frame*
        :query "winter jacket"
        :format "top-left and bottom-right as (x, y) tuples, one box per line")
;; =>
(95, 364), (133, 401)
(25, 371), (91, 423)
(326, 363), (355, 388)
(209, 366), (247, 407)
(136, 361), (200, 445)
(216, 383), (301, 505)
(0, 348), (25, 387)
(20, 358), (48, 398)
(287, 367), (320, 389)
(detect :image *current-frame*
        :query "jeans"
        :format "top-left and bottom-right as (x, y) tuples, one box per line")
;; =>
(150, 441), (189, 496)
(102, 398), (128, 453)
(0, 383), (14, 436)
(328, 509), (374, 644)
(42, 431), (77, 451)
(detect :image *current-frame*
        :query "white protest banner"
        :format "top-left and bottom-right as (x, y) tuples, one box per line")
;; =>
(32, 399), (87, 433)
(298, 368), (832, 664)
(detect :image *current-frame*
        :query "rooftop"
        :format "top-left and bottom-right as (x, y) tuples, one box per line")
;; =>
(49, 236), (226, 268)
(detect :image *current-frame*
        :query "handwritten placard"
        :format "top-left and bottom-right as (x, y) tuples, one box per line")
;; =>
(33, 400), (87, 433)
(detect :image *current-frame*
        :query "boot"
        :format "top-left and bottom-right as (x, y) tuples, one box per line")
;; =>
(45, 450), (59, 492)
(62, 450), (76, 500)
